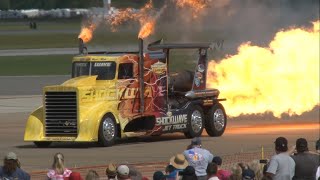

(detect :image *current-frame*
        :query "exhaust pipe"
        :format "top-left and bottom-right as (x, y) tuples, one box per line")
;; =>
(78, 38), (87, 54)
(139, 38), (144, 113)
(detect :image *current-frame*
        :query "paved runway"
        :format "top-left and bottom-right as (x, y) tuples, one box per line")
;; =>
(0, 111), (318, 173)
(0, 75), (69, 95)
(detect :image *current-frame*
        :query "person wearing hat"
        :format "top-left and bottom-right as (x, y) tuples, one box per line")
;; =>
(242, 168), (255, 180)
(0, 152), (30, 180)
(168, 154), (189, 179)
(106, 163), (117, 180)
(183, 137), (214, 180)
(266, 137), (295, 180)
(117, 165), (131, 180)
(290, 138), (320, 180)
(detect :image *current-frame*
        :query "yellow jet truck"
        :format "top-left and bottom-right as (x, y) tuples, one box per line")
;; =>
(24, 39), (227, 147)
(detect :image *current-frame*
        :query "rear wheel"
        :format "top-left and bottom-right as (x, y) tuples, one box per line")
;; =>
(205, 103), (227, 137)
(98, 114), (117, 147)
(34, 141), (52, 148)
(184, 106), (204, 138)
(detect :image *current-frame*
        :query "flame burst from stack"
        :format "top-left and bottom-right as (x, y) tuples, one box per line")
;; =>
(78, 24), (96, 43)
(138, 20), (156, 39)
(175, 0), (210, 18)
(207, 21), (320, 118)
(109, 0), (154, 32)
(78, 0), (210, 41)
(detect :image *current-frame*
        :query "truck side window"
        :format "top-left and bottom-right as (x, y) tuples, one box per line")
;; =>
(118, 63), (133, 79)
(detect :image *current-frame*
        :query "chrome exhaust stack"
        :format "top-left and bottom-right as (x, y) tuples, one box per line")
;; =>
(138, 38), (145, 113)
(78, 38), (87, 54)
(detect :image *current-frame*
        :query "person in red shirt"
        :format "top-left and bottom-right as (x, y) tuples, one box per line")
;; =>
(212, 156), (231, 180)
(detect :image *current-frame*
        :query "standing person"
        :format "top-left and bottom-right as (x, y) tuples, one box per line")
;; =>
(316, 139), (320, 180)
(248, 160), (262, 180)
(179, 166), (197, 180)
(106, 163), (117, 180)
(70, 172), (83, 180)
(242, 169), (255, 180)
(183, 137), (214, 180)
(212, 156), (231, 180)
(229, 163), (242, 180)
(206, 163), (219, 180)
(85, 170), (100, 180)
(0, 152), (30, 180)
(291, 138), (320, 180)
(47, 152), (72, 180)
(169, 154), (189, 179)
(153, 171), (165, 180)
(128, 165), (143, 180)
(164, 165), (176, 180)
(316, 139), (320, 154)
(117, 165), (131, 180)
(266, 137), (295, 180)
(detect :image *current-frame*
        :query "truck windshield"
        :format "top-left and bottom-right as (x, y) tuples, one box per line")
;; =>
(72, 62), (116, 80)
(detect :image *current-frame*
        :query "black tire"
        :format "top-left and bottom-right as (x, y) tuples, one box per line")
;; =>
(184, 105), (204, 138)
(34, 141), (52, 148)
(98, 114), (118, 147)
(205, 103), (227, 137)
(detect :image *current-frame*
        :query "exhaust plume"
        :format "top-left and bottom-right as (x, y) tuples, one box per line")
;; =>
(207, 21), (320, 118)
(78, 24), (96, 43)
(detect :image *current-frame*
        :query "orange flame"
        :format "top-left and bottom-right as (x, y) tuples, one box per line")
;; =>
(207, 21), (320, 117)
(138, 20), (156, 39)
(175, 0), (209, 18)
(78, 25), (96, 43)
(109, 0), (154, 32)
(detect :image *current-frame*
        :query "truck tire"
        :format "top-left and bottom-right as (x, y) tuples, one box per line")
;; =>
(98, 114), (117, 147)
(205, 103), (227, 137)
(184, 106), (204, 138)
(34, 141), (52, 148)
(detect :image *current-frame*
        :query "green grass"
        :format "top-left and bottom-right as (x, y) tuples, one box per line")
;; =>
(0, 55), (73, 76)
(0, 50), (221, 76)
(0, 19), (81, 31)
(0, 33), (78, 49)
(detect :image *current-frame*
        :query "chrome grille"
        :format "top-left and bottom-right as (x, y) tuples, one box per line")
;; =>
(45, 91), (77, 136)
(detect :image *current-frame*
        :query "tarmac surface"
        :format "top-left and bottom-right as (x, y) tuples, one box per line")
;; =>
(0, 75), (319, 174)
(0, 75), (69, 95)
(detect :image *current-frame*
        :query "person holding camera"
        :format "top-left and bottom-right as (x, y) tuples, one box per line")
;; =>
(265, 137), (295, 180)
(290, 138), (320, 180)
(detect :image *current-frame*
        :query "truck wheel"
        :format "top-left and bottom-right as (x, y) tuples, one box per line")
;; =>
(205, 103), (227, 137)
(184, 106), (204, 138)
(34, 141), (52, 148)
(98, 114), (117, 147)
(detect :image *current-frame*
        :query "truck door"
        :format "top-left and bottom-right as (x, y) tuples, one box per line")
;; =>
(143, 53), (168, 115)
(117, 61), (141, 118)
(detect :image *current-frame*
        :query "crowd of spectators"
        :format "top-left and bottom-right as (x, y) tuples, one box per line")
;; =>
(0, 137), (319, 180)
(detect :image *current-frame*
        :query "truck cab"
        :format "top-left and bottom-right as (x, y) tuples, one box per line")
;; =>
(24, 39), (227, 147)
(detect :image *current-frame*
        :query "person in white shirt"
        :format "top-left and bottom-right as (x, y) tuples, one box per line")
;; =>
(266, 137), (295, 180)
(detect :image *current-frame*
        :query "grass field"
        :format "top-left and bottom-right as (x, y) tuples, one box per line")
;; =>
(0, 52), (201, 76)
(0, 19), (81, 31)
(0, 55), (72, 76)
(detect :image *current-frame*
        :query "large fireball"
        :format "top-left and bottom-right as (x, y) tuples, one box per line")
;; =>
(207, 21), (320, 118)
